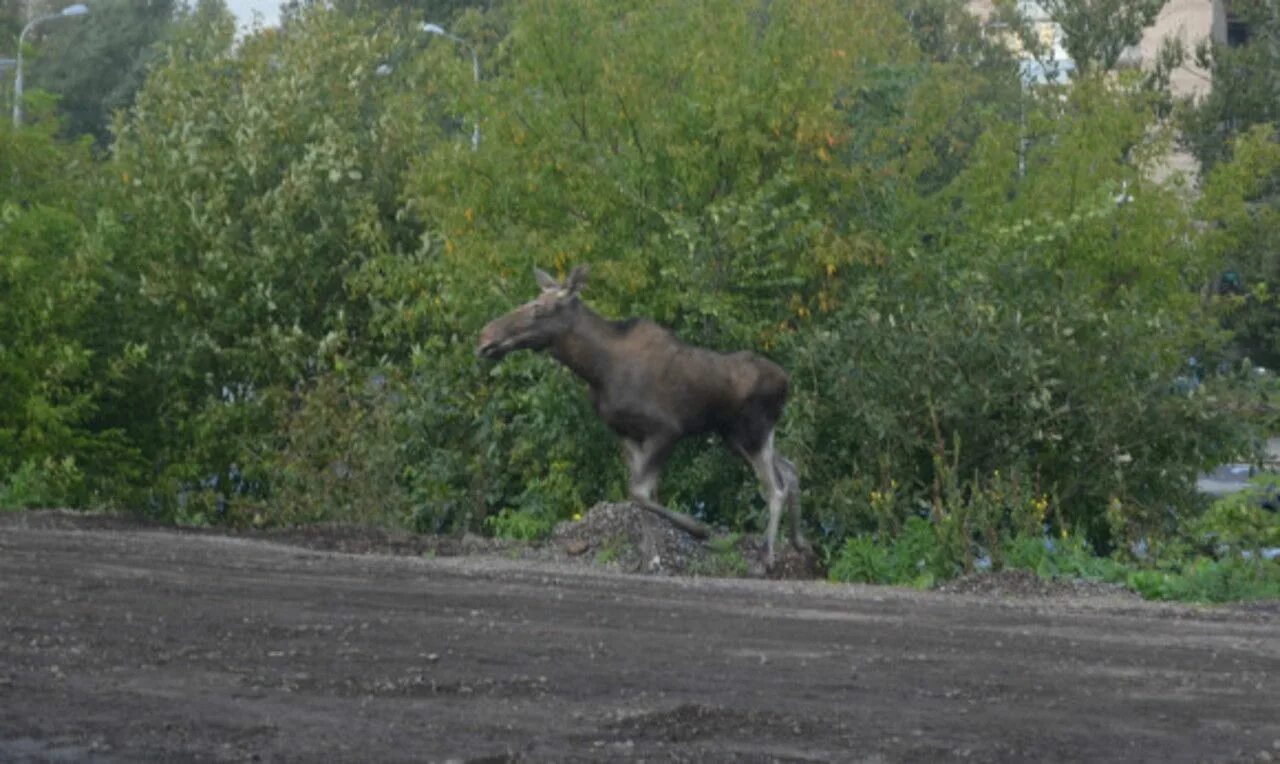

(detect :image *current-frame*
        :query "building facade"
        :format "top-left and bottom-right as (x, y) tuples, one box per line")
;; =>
(969, 0), (1229, 97)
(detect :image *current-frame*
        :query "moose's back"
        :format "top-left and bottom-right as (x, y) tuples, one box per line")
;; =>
(596, 319), (788, 443)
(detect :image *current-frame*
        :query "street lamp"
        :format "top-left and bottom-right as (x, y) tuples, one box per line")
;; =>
(422, 22), (480, 151)
(13, 3), (89, 128)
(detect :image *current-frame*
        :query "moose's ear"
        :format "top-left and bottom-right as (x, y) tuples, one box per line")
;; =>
(533, 267), (559, 291)
(564, 264), (590, 295)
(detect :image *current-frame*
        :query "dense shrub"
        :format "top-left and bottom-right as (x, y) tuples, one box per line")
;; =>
(0, 120), (140, 507)
(100, 5), (442, 516)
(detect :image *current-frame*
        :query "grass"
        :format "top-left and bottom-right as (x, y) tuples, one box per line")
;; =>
(829, 526), (1280, 604)
(689, 533), (750, 577)
(594, 534), (632, 566)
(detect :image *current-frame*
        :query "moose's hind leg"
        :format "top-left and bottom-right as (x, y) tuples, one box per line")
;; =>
(774, 455), (805, 550)
(742, 431), (788, 567)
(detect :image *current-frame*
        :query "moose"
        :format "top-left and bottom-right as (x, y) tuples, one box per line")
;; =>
(476, 265), (804, 565)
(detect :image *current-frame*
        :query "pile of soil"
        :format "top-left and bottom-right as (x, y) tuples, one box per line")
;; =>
(547, 501), (819, 579)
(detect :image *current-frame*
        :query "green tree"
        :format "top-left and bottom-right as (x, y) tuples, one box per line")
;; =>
(0, 119), (139, 506)
(1181, 2), (1280, 172)
(1179, 4), (1280, 368)
(0, 1), (21, 43)
(101, 1), (447, 519)
(24, 0), (178, 145)
(1035, 0), (1168, 73)
(281, 0), (493, 25)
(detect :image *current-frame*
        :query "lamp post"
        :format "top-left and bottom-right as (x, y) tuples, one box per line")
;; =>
(422, 22), (480, 151)
(13, 3), (89, 128)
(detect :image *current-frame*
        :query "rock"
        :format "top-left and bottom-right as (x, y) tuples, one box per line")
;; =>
(564, 539), (589, 556)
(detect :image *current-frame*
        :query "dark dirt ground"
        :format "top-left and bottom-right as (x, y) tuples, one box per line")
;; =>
(2, 509), (1278, 763)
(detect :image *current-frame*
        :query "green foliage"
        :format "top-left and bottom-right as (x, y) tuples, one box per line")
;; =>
(1192, 127), (1280, 369)
(0, 457), (84, 510)
(25, 0), (179, 145)
(804, 73), (1246, 551)
(594, 534), (632, 566)
(689, 533), (750, 577)
(1195, 475), (1280, 553)
(1126, 557), (1280, 603)
(485, 507), (556, 541)
(101, 3), (443, 514)
(1002, 534), (1128, 582)
(258, 371), (415, 528)
(0, 120), (139, 507)
(0, 0), (20, 40)
(1179, 2), (1280, 173)
(829, 517), (961, 588)
(1179, 5), (1280, 371)
(831, 519), (1279, 603)
(827, 459), (1280, 604)
(283, 0), (491, 23)
(829, 466), (1052, 587)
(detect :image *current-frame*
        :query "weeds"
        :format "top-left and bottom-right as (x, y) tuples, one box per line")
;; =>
(594, 534), (632, 566)
(1126, 557), (1280, 602)
(689, 534), (750, 577)
(485, 507), (556, 541)
(828, 463), (1280, 603)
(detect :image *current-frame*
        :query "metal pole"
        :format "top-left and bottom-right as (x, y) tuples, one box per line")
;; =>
(13, 18), (36, 128)
(424, 23), (481, 151)
(13, 5), (89, 128)
(467, 45), (480, 151)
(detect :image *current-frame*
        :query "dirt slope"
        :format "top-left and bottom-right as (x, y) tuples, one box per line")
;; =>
(1, 513), (1277, 762)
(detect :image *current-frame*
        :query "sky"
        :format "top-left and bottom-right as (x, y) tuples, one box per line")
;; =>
(224, 0), (281, 29)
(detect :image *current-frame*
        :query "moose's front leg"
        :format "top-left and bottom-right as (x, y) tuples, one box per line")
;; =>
(620, 435), (711, 540)
(621, 437), (663, 504)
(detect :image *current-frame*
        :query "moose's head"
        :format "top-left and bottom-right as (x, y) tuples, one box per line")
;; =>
(476, 265), (589, 360)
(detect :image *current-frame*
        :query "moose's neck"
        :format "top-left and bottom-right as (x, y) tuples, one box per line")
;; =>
(551, 305), (618, 390)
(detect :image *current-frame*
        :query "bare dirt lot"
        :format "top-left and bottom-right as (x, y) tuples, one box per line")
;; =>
(2, 511), (1278, 763)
